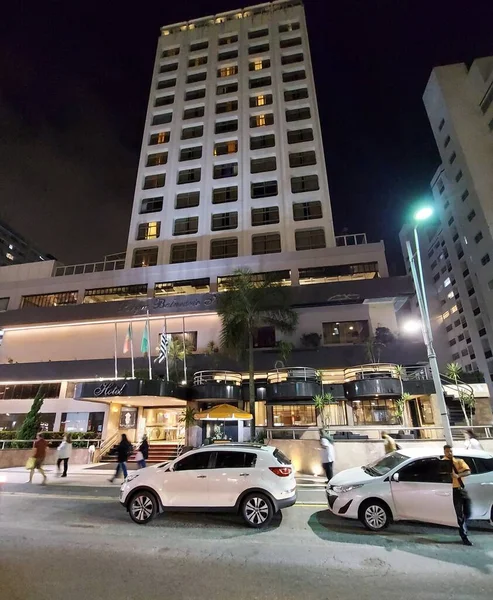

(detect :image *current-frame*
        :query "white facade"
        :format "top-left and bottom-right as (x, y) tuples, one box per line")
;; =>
(125, 0), (335, 270)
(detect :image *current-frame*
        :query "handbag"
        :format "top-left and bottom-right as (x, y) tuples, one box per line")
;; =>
(26, 457), (36, 470)
(135, 451), (144, 462)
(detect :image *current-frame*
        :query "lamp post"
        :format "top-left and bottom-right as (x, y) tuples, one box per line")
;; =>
(406, 206), (453, 446)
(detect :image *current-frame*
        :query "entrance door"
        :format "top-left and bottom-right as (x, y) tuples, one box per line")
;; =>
(160, 450), (212, 507)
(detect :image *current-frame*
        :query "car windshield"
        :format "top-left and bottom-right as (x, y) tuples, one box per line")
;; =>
(363, 452), (409, 476)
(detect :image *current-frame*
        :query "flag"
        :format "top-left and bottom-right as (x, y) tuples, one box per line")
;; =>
(155, 331), (170, 363)
(123, 324), (132, 354)
(141, 321), (149, 355)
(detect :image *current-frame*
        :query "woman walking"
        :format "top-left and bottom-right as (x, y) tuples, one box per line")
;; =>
(109, 434), (133, 483)
(136, 434), (149, 469)
(319, 430), (335, 483)
(464, 429), (483, 450)
(57, 433), (73, 477)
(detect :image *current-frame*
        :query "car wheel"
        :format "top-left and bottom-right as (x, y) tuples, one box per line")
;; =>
(128, 490), (157, 525)
(359, 499), (391, 531)
(241, 493), (274, 528)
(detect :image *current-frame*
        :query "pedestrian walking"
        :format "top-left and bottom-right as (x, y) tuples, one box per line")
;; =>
(443, 444), (473, 546)
(464, 429), (483, 450)
(56, 433), (73, 477)
(108, 434), (133, 483)
(382, 432), (397, 454)
(28, 432), (48, 484)
(136, 434), (149, 469)
(319, 430), (335, 482)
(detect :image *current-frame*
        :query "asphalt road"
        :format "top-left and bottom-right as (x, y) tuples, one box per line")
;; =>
(1, 482), (492, 600)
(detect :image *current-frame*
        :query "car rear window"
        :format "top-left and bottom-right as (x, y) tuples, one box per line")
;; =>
(274, 448), (291, 465)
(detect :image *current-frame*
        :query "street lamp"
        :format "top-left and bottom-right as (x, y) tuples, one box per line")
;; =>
(406, 206), (453, 445)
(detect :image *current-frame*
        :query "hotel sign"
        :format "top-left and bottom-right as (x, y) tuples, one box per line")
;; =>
(93, 382), (127, 397)
(116, 293), (218, 317)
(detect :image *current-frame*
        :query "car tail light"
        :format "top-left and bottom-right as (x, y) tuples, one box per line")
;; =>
(269, 466), (292, 477)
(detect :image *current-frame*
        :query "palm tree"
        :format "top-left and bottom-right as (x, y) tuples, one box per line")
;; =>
(446, 362), (470, 425)
(313, 392), (336, 430)
(167, 337), (194, 383)
(217, 269), (298, 438)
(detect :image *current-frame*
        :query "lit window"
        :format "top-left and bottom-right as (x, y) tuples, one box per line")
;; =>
(444, 277), (451, 287)
(254, 60), (263, 70)
(157, 132), (168, 144)
(450, 305), (458, 314)
(442, 311), (450, 320)
(137, 221), (160, 240)
(447, 291), (454, 299)
(6, 253), (14, 261)
(256, 95), (267, 106)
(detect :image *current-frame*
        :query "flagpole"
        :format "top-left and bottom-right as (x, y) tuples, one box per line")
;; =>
(165, 318), (170, 383)
(130, 322), (135, 379)
(182, 316), (187, 384)
(114, 322), (118, 380)
(146, 309), (152, 380)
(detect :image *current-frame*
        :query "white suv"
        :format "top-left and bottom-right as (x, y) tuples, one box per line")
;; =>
(120, 444), (297, 528)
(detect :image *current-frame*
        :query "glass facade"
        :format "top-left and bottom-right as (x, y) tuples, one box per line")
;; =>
(273, 404), (316, 427)
(352, 400), (399, 426)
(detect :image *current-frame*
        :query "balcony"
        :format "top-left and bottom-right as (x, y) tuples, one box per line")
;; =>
(266, 367), (322, 401)
(335, 233), (367, 247)
(192, 370), (243, 402)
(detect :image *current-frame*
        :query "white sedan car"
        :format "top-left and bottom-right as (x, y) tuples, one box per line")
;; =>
(327, 447), (493, 531)
(120, 444), (296, 528)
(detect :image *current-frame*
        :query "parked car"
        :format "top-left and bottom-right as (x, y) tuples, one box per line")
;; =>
(120, 444), (297, 528)
(326, 447), (493, 531)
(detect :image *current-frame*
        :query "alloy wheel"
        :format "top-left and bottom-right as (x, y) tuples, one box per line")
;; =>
(364, 504), (387, 530)
(131, 494), (154, 522)
(245, 497), (269, 525)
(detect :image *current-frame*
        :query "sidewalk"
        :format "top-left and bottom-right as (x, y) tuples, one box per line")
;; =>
(0, 464), (327, 488)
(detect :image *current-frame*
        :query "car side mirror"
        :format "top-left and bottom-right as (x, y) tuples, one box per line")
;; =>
(392, 472), (400, 482)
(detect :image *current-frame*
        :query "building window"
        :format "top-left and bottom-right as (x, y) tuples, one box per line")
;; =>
(155, 94), (174, 107)
(190, 41), (208, 52)
(132, 247), (158, 268)
(251, 180), (278, 198)
(282, 70), (306, 83)
(185, 88), (206, 101)
(287, 128), (313, 144)
(20, 291), (78, 309)
(273, 405), (316, 427)
(481, 253), (490, 266)
(183, 106), (205, 120)
(286, 107), (311, 122)
(295, 228), (326, 251)
(480, 84), (493, 114)
(155, 278), (210, 296)
(248, 28), (269, 40)
(188, 56), (207, 68)
(162, 47), (180, 58)
(250, 133), (275, 150)
(217, 82), (238, 95)
(186, 71), (207, 84)
(179, 146), (202, 162)
(279, 22), (300, 33)
(353, 399), (398, 426)
(137, 221), (160, 240)
(140, 196), (163, 214)
(249, 93), (273, 108)
(467, 209), (476, 222)
(210, 238), (238, 259)
(249, 76), (272, 90)
(289, 151), (316, 168)
(150, 131), (170, 145)
(175, 191), (200, 209)
(0, 297), (9, 311)
(83, 284), (147, 304)
(177, 168), (201, 184)
(448, 216), (454, 226)
(215, 119), (238, 134)
(455, 170), (463, 182)
(449, 151), (456, 164)
(280, 36), (302, 49)
(146, 152), (168, 167)
(438, 118), (445, 131)
(461, 189), (469, 202)
(212, 186), (238, 204)
(249, 43), (270, 55)
(173, 217), (199, 236)
(157, 78), (176, 90)
(219, 34), (238, 46)
(250, 113), (274, 128)
(181, 125), (203, 140)
(159, 63), (178, 73)
(252, 233), (281, 255)
(251, 206), (280, 226)
(291, 174), (319, 193)
(444, 135), (451, 148)
(213, 163), (238, 179)
(281, 52), (304, 65)
(299, 262), (379, 285)
(284, 88), (309, 102)
(211, 212), (238, 231)
(475, 231), (483, 244)
(216, 100), (238, 114)
(170, 242), (197, 264)
(214, 140), (238, 156)
(217, 65), (238, 78)
(323, 320), (369, 345)
(437, 179), (445, 194)
(249, 59), (271, 71)
(250, 156), (277, 173)
(293, 201), (322, 221)
(143, 174), (165, 190)
(151, 112), (172, 126)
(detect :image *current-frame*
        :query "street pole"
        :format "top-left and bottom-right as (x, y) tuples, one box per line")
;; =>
(406, 232), (453, 446)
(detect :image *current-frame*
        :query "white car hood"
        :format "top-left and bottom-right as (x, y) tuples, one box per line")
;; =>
(330, 466), (379, 486)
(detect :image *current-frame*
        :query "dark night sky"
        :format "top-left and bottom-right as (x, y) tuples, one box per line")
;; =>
(1, 0), (492, 273)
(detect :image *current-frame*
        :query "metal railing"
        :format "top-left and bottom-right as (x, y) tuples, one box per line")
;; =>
(193, 370), (242, 386)
(54, 258), (125, 277)
(93, 432), (119, 463)
(267, 366), (319, 384)
(0, 439), (102, 451)
(335, 233), (367, 247)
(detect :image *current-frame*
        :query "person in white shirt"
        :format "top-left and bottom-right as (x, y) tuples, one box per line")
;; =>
(57, 433), (73, 478)
(464, 429), (483, 450)
(319, 430), (335, 482)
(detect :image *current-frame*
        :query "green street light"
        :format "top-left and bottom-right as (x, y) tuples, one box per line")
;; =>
(414, 206), (433, 221)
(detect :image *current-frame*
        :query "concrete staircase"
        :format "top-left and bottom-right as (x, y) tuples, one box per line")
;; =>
(102, 443), (180, 464)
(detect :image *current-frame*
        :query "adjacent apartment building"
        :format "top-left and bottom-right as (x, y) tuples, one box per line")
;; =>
(0, 218), (53, 272)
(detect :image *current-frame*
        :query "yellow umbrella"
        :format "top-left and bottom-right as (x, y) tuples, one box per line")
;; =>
(194, 403), (253, 421)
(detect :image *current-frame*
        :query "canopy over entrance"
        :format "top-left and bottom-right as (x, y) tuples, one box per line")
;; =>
(195, 403), (253, 421)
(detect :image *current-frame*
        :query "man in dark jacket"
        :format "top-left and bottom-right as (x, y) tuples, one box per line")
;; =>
(137, 435), (149, 469)
(109, 434), (133, 482)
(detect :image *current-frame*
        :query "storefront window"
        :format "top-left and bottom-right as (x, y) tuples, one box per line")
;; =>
(60, 412), (104, 433)
(273, 404), (316, 427)
(144, 407), (184, 441)
(352, 399), (398, 425)
(325, 402), (348, 426)
(323, 320), (369, 345)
